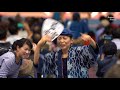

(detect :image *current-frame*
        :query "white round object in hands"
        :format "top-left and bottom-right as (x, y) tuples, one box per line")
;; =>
(42, 18), (64, 41)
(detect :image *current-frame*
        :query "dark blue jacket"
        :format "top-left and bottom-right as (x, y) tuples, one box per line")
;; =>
(70, 19), (90, 39)
(40, 44), (99, 78)
(96, 55), (118, 77)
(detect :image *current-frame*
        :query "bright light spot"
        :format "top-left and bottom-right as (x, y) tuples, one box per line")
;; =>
(44, 12), (52, 17)
(101, 12), (108, 16)
(91, 12), (99, 18)
(64, 12), (72, 19)
(65, 12), (70, 14)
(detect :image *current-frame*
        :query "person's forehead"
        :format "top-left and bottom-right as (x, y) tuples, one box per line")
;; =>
(58, 35), (69, 38)
(22, 44), (31, 48)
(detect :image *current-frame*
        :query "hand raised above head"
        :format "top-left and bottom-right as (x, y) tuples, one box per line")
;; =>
(80, 33), (97, 49)
(38, 35), (52, 46)
(80, 33), (91, 42)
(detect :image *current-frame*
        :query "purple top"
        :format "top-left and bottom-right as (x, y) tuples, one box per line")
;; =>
(0, 52), (22, 78)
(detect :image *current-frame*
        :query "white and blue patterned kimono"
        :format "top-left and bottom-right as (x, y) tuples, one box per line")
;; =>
(39, 44), (99, 78)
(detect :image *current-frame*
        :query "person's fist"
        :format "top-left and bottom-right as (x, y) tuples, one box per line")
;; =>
(80, 33), (91, 42)
(38, 35), (52, 46)
(41, 35), (52, 42)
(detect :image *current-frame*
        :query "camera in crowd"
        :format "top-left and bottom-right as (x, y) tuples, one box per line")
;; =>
(103, 35), (112, 44)
(104, 35), (112, 41)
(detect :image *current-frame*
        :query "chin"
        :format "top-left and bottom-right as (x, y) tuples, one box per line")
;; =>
(61, 47), (67, 50)
(22, 55), (29, 59)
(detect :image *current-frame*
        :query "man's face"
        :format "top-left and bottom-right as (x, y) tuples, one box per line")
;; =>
(57, 35), (72, 50)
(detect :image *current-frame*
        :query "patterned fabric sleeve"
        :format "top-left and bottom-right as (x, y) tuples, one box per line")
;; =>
(76, 44), (99, 69)
(42, 52), (56, 78)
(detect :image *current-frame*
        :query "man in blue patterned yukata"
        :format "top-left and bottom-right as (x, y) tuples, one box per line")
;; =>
(34, 28), (99, 78)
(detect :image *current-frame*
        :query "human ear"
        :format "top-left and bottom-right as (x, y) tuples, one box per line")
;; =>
(16, 46), (20, 51)
(71, 39), (73, 44)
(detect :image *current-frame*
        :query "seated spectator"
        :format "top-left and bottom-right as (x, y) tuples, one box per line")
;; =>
(7, 23), (22, 44)
(104, 50), (120, 78)
(0, 38), (33, 78)
(0, 28), (11, 49)
(96, 42), (118, 78)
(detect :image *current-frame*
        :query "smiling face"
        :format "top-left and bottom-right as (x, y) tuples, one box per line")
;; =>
(57, 35), (73, 51)
(17, 43), (31, 59)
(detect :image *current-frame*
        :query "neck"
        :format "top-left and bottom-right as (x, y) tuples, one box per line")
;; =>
(62, 48), (69, 58)
(62, 48), (69, 54)
(15, 52), (21, 64)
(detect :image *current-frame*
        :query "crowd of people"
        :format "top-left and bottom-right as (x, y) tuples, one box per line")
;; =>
(0, 12), (120, 78)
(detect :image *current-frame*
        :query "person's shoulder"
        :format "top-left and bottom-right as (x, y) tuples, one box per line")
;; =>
(7, 35), (22, 41)
(3, 51), (14, 56)
(2, 51), (15, 62)
(0, 51), (16, 69)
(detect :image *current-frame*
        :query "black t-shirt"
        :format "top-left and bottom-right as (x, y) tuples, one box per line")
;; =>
(62, 58), (67, 78)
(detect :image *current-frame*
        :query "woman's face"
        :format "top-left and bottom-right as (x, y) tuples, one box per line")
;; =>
(17, 44), (31, 59)
(57, 35), (73, 50)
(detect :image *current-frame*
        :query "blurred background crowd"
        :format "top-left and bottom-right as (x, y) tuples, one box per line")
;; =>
(0, 12), (120, 78)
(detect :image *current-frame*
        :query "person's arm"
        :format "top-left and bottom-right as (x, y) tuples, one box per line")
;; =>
(22, 22), (33, 39)
(33, 35), (52, 65)
(0, 52), (19, 78)
(76, 34), (99, 69)
(80, 34), (97, 49)
(72, 37), (84, 45)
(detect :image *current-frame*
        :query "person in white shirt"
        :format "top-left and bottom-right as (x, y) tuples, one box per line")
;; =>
(6, 23), (22, 44)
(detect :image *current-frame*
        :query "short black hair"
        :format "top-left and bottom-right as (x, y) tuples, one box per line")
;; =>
(99, 16), (108, 21)
(102, 42), (117, 55)
(112, 28), (120, 39)
(32, 33), (41, 44)
(8, 23), (19, 35)
(0, 29), (7, 40)
(72, 12), (80, 21)
(12, 38), (33, 51)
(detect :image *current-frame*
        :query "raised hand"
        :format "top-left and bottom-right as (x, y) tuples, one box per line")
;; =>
(80, 33), (97, 49)
(22, 21), (33, 39)
(34, 35), (52, 65)
(37, 35), (52, 47)
(80, 33), (92, 42)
